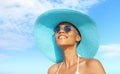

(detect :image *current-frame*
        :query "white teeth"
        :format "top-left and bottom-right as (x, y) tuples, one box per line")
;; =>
(59, 36), (67, 39)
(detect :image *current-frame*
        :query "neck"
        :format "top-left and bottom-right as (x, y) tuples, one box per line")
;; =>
(61, 45), (78, 68)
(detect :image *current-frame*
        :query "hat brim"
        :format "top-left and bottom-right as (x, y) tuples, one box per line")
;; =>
(34, 9), (100, 63)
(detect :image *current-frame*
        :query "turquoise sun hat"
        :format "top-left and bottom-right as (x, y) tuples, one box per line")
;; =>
(34, 9), (100, 63)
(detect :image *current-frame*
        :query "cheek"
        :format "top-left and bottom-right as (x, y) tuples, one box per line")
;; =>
(68, 33), (77, 40)
(68, 32), (76, 37)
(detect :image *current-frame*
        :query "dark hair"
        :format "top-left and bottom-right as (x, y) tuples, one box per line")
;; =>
(56, 21), (81, 45)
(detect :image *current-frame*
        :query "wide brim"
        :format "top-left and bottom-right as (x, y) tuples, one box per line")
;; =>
(34, 9), (100, 63)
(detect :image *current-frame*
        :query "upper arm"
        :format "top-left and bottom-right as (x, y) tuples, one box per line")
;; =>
(87, 59), (106, 74)
(48, 64), (58, 74)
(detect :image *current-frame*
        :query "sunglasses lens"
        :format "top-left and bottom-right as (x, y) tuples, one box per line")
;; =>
(64, 26), (71, 32)
(55, 26), (60, 33)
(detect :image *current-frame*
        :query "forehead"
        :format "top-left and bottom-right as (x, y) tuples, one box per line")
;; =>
(59, 23), (71, 27)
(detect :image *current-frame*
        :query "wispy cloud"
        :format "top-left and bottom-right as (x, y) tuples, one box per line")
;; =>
(98, 44), (120, 58)
(0, 54), (11, 60)
(40, 0), (102, 13)
(0, 0), (103, 51)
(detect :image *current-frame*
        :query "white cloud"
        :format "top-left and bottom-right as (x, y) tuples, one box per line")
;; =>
(0, 0), (103, 16)
(42, 0), (102, 13)
(98, 44), (120, 58)
(0, 31), (34, 50)
(0, 0), (103, 51)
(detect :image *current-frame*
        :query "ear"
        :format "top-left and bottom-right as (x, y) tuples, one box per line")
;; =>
(76, 34), (81, 42)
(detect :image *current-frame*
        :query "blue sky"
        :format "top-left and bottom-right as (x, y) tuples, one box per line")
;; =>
(0, 0), (120, 74)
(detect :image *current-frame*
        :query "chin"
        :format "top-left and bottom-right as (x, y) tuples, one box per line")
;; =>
(57, 42), (73, 47)
(57, 42), (67, 46)
(57, 42), (66, 46)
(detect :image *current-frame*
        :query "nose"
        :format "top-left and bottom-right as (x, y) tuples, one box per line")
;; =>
(58, 28), (65, 34)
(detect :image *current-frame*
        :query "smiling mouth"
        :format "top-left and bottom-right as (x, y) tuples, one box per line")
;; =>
(58, 35), (68, 39)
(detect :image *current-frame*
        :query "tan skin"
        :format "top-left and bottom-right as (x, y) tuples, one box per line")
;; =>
(48, 23), (106, 74)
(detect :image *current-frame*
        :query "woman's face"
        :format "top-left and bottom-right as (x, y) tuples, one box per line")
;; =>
(55, 23), (81, 47)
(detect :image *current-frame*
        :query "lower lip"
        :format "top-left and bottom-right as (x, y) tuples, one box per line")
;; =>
(58, 38), (67, 40)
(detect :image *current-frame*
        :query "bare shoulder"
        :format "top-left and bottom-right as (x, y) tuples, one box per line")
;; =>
(86, 58), (106, 74)
(48, 63), (59, 74)
(86, 58), (102, 66)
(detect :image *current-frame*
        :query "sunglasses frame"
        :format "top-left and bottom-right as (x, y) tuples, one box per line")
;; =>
(54, 25), (71, 33)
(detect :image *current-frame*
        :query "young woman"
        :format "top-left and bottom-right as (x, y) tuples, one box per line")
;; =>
(48, 22), (105, 74)
(34, 9), (106, 74)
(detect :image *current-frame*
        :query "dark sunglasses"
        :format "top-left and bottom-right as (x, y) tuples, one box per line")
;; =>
(54, 25), (71, 33)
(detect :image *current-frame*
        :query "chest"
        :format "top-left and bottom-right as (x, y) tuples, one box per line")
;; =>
(79, 64), (95, 74)
(57, 65), (95, 74)
(58, 66), (77, 74)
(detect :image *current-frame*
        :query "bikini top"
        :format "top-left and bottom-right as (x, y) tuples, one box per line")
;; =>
(56, 55), (80, 74)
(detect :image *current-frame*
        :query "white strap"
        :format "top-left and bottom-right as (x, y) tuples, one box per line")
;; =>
(56, 55), (80, 74)
(56, 62), (63, 74)
(75, 54), (79, 74)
